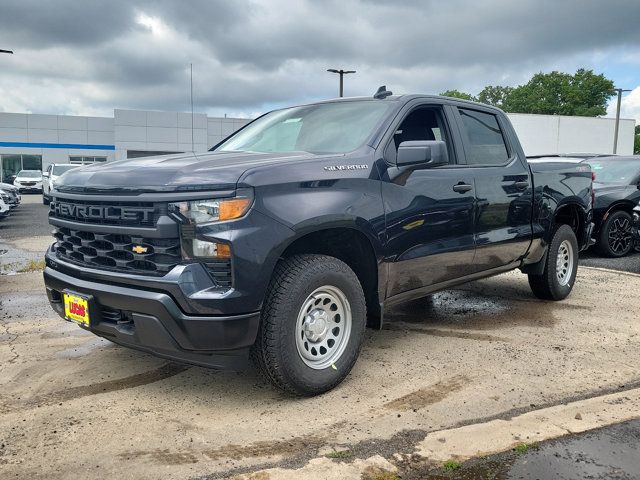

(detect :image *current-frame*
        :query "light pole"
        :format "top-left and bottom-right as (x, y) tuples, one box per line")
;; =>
(612, 87), (631, 154)
(327, 68), (356, 97)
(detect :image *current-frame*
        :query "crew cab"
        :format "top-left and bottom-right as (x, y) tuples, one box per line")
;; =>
(43, 92), (593, 395)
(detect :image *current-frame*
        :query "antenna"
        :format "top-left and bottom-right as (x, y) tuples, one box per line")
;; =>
(190, 63), (194, 152)
(373, 86), (392, 99)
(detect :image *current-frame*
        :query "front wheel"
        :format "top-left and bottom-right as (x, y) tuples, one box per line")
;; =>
(528, 224), (578, 301)
(251, 254), (367, 396)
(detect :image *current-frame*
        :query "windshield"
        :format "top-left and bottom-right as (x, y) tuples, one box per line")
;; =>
(17, 170), (42, 179)
(215, 101), (392, 154)
(586, 159), (640, 185)
(52, 165), (79, 175)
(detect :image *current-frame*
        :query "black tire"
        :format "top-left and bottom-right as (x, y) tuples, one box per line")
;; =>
(251, 254), (367, 396)
(528, 224), (578, 301)
(596, 210), (633, 258)
(42, 194), (50, 205)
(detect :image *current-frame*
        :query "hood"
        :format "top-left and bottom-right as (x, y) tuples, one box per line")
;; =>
(55, 150), (320, 194)
(0, 182), (18, 191)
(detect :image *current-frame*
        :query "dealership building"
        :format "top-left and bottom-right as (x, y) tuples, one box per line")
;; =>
(0, 106), (635, 183)
(0, 109), (250, 182)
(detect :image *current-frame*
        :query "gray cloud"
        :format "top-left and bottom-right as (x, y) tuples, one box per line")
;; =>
(0, 0), (639, 118)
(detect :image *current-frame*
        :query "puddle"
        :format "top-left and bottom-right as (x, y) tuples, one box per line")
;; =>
(383, 281), (591, 330)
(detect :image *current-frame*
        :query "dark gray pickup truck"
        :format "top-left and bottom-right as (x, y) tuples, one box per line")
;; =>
(44, 91), (594, 395)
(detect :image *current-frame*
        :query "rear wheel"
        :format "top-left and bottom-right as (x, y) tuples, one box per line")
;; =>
(251, 254), (366, 396)
(597, 210), (633, 257)
(528, 224), (578, 301)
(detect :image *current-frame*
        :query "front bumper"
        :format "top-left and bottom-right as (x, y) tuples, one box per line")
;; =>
(43, 262), (261, 370)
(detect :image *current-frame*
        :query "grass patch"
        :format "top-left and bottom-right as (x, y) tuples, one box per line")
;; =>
(325, 449), (353, 459)
(514, 442), (534, 454)
(443, 459), (462, 471)
(17, 259), (46, 273)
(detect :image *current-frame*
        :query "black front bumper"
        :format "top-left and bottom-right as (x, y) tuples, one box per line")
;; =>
(43, 264), (261, 370)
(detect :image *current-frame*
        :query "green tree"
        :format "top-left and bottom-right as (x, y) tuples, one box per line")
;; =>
(439, 89), (476, 101)
(635, 125), (640, 154)
(477, 85), (514, 109)
(504, 69), (614, 116)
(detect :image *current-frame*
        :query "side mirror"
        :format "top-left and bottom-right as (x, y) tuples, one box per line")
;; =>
(42, 172), (50, 178)
(397, 140), (448, 168)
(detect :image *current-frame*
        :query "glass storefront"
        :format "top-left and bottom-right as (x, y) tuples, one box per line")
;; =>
(0, 154), (43, 183)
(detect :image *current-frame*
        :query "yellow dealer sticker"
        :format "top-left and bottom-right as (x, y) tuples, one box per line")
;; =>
(63, 293), (90, 326)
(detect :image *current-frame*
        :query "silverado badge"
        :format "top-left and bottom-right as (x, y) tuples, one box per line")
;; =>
(132, 245), (148, 254)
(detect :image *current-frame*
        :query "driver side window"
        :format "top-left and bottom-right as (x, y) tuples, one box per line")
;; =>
(388, 107), (454, 164)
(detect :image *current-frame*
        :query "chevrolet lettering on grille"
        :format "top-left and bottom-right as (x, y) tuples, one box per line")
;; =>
(51, 201), (155, 223)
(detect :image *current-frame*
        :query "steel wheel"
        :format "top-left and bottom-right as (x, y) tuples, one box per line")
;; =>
(607, 216), (632, 255)
(295, 285), (352, 370)
(556, 239), (574, 286)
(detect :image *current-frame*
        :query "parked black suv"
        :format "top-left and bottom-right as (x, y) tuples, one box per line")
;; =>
(44, 93), (593, 395)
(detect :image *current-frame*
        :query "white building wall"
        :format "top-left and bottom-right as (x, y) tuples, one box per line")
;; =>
(507, 113), (636, 156)
(113, 109), (208, 161)
(0, 112), (115, 181)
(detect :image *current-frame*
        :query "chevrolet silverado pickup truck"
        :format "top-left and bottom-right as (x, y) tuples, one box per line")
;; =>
(44, 91), (593, 395)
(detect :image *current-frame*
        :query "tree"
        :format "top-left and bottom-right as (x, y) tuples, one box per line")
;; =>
(477, 85), (514, 109)
(635, 125), (640, 155)
(504, 69), (614, 116)
(439, 89), (476, 101)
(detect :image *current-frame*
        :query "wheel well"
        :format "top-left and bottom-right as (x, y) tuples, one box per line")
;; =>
(554, 204), (585, 245)
(281, 228), (380, 323)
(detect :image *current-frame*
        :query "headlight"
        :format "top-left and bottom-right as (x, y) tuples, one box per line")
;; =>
(169, 191), (253, 260)
(169, 196), (252, 224)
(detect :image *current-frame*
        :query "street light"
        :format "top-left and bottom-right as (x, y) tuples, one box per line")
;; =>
(0, 49), (14, 54)
(612, 87), (632, 154)
(327, 68), (356, 97)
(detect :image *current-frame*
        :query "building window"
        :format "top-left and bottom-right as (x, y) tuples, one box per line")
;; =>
(69, 156), (108, 164)
(0, 154), (43, 183)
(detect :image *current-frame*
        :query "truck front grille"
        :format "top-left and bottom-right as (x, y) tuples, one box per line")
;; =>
(53, 227), (181, 276)
(49, 198), (161, 227)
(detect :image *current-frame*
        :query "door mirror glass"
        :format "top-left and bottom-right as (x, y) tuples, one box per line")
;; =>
(397, 140), (448, 167)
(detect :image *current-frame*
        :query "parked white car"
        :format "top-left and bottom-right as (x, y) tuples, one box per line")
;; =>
(0, 195), (10, 219)
(43, 164), (80, 204)
(13, 170), (44, 193)
(0, 182), (21, 208)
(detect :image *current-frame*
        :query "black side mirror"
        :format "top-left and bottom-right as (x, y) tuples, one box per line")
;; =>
(397, 140), (448, 168)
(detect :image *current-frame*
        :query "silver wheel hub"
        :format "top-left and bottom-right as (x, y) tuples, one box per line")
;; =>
(296, 285), (352, 370)
(556, 239), (574, 286)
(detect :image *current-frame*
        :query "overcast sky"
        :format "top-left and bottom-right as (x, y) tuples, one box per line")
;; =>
(1, 0), (639, 122)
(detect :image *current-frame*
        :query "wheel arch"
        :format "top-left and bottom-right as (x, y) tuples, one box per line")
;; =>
(274, 219), (383, 326)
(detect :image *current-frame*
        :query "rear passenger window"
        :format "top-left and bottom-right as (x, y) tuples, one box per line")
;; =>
(458, 108), (509, 165)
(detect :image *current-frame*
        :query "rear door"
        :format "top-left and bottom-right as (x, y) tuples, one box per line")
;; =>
(453, 106), (533, 272)
(380, 101), (476, 299)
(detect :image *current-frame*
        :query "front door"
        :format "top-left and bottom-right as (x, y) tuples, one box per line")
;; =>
(380, 104), (476, 299)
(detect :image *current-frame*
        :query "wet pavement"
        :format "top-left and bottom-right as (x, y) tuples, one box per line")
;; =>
(417, 419), (640, 480)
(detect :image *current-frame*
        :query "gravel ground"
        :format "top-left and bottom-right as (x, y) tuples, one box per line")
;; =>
(1, 267), (640, 479)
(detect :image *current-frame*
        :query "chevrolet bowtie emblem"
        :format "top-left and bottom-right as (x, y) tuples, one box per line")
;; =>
(132, 245), (148, 254)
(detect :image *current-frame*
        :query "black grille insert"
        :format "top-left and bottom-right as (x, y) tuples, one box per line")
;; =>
(49, 198), (162, 227)
(54, 226), (181, 276)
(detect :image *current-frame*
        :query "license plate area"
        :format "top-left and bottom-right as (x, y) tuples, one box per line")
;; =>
(63, 292), (90, 326)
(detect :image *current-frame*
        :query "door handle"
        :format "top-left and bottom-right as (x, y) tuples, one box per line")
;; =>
(452, 183), (473, 193)
(514, 181), (529, 190)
